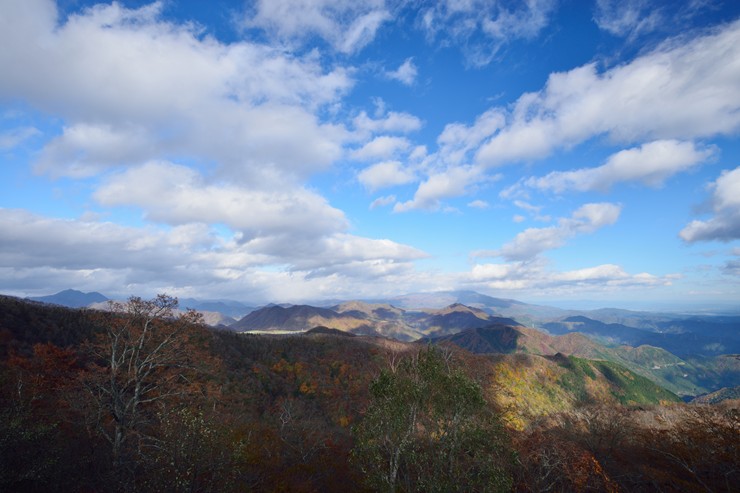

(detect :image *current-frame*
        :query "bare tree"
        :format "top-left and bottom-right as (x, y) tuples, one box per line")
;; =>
(81, 295), (204, 479)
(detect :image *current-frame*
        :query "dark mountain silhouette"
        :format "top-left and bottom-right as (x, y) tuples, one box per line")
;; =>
(423, 324), (523, 353)
(231, 304), (357, 332)
(419, 303), (506, 337)
(28, 289), (108, 308)
(304, 326), (356, 337)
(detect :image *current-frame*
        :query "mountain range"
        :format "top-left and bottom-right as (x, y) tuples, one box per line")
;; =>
(424, 324), (739, 397)
(543, 315), (740, 357)
(20, 288), (739, 398)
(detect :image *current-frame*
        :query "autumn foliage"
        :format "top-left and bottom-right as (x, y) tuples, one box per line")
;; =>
(0, 294), (738, 492)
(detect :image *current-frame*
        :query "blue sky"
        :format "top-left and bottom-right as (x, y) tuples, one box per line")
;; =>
(1, 0), (740, 309)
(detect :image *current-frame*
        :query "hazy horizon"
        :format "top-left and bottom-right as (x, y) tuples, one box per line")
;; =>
(6, 286), (740, 316)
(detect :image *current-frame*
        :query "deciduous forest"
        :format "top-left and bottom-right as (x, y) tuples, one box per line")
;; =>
(1, 295), (737, 492)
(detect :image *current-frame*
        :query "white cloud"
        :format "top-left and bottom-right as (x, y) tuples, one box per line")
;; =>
(521, 140), (714, 193)
(0, 207), (427, 301)
(394, 166), (482, 212)
(437, 108), (505, 165)
(391, 108), (510, 214)
(0, 207), (229, 279)
(386, 57), (418, 85)
(468, 200), (489, 209)
(358, 161), (416, 191)
(94, 161), (347, 240)
(35, 123), (156, 177)
(0, 0), (352, 180)
(469, 258), (673, 293)
(244, 0), (390, 54)
(413, 21), (739, 210)
(680, 166), (740, 243)
(291, 233), (428, 273)
(475, 20), (740, 166)
(593, 0), (662, 39)
(513, 200), (551, 222)
(594, 0), (714, 40)
(421, 0), (557, 67)
(352, 136), (411, 160)
(493, 203), (621, 261)
(353, 110), (423, 136)
(369, 195), (397, 209)
(409, 145), (428, 161)
(91, 161), (429, 282)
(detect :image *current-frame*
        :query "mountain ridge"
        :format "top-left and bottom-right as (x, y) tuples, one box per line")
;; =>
(28, 289), (108, 308)
(426, 325), (740, 397)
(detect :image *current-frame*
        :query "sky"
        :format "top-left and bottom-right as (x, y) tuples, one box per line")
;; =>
(1, 0), (740, 310)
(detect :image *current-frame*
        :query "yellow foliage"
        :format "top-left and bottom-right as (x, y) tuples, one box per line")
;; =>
(299, 380), (317, 395)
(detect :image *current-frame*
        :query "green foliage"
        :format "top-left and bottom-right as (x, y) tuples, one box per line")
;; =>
(591, 360), (680, 405)
(555, 356), (680, 407)
(352, 346), (513, 492)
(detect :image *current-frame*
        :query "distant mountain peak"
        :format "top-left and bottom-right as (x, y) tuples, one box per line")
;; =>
(29, 289), (108, 308)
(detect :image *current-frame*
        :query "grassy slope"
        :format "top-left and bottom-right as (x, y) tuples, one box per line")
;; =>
(516, 326), (736, 397)
(488, 352), (681, 429)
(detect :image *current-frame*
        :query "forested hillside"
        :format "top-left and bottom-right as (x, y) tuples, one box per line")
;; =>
(0, 295), (737, 492)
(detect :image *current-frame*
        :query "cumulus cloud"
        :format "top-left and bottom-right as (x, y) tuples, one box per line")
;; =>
(437, 109), (505, 166)
(353, 110), (423, 137)
(0, 0), (351, 181)
(0, 1), (436, 301)
(244, 0), (390, 54)
(291, 233), (428, 273)
(352, 136), (411, 160)
(421, 0), (557, 66)
(35, 123), (157, 178)
(0, 207), (427, 301)
(468, 258), (673, 293)
(519, 140), (714, 194)
(92, 161), (428, 283)
(395, 19), (740, 211)
(394, 166), (483, 212)
(0, 207), (230, 284)
(358, 161), (416, 191)
(94, 161), (348, 241)
(680, 166), (740, 243)
(475, 20), (740, 166)
(490, 203), (621, 261)
(385, 57), (418, 85)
